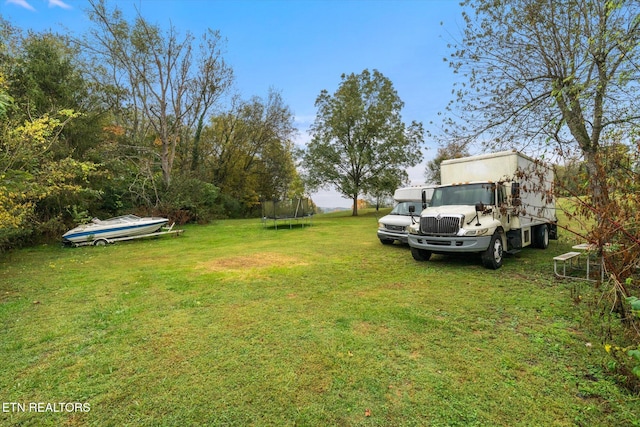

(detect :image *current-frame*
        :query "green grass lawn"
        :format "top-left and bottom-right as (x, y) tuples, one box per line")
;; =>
(1, 210), (637, 426)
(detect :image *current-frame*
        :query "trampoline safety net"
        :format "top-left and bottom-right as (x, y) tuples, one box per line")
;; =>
(261, 198), (314, 229)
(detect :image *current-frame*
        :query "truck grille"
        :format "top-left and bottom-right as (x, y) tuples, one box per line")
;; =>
(420, 215), (463, 236)
(385, 224), (405, 232)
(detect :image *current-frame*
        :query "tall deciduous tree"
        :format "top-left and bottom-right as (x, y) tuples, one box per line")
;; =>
(199, 91), (298, 211)
(83, 0), (232, 188)
(8, 31), (107, 159)
(304, 69), (424, 216)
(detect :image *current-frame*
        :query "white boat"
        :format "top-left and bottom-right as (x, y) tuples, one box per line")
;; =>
(62, 215), (169, 245)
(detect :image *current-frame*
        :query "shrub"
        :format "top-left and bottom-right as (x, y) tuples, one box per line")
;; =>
(158, 177), (220, 224)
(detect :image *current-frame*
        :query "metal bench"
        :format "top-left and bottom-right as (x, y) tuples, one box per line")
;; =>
(553, 251), (582, 279)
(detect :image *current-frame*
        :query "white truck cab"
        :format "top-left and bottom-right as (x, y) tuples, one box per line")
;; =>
(407, 151), (557, 269)
(377, 185), (435, 244)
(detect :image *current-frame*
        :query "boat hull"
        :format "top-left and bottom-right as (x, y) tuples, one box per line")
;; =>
(63, 216), (169, 244)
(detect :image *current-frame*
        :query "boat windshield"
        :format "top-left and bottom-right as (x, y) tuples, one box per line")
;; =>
(100, 215), (141, 224)
(429, 183), (495, 207)
(390, 201), (423, 216)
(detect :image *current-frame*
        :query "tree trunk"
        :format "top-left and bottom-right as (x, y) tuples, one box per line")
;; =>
(161, 147), (171, 188)
(162, 144), (171, 188)
(583, 149), (610, 245)
(191, 114), (205, 172)
(352, 195), (358, 216)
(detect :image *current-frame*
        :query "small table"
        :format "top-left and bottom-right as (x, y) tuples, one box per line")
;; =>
(572, 243), (604, 282)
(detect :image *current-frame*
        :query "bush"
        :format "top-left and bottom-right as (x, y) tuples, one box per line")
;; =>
(158, 177), (221, 224)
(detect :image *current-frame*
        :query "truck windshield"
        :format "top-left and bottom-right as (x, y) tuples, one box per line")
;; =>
(390, 201), (423, 215)
(429, 183), (495, 207)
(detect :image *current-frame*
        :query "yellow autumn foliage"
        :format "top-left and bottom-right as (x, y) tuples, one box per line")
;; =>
(0, 109), (91, 236)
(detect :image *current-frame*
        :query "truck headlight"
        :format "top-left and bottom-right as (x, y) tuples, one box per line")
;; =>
(408, 224), (420, 234)
(464, 228), (489, 236)
(378, 222), (384, 229)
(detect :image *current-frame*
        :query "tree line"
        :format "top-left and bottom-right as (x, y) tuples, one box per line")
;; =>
(0, 1), (305, 250)
(0, 0), (426, 249)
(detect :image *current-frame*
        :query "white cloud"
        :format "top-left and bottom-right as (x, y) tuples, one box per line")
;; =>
(5, 0), (36, 11)
(4, 0), (72, 11)
(47, 0), (71, 9)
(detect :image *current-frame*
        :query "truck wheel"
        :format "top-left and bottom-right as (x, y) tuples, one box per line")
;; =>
(93, 239), (108, 246)
(379, 238), (394, 245)
(481, 232), (503, 269)
(533, 225), (549, 249)
(411, 247), (432, 261)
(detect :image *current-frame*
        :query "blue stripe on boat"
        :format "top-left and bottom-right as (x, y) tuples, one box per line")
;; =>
(63, 222), (164, 240)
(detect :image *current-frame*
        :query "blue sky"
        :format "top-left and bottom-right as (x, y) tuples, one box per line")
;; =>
(1, 0), (464, 207)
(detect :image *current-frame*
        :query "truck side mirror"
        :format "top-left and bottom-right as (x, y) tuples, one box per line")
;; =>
(471, 202), (485, 226)
(421, 190), (427, 209)
(409, 205), (417, 224)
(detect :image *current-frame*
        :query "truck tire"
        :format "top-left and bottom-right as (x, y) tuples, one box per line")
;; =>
(533, 225), (549, 249)
(379, 238), (394, 245)
(481, 231), (503, 269)
(411, 247), (432, 261)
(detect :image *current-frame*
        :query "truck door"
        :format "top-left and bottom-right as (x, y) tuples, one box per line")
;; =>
(496, 184), (515, 230)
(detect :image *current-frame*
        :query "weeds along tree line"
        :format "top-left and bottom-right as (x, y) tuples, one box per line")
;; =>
(555, 147), (640, 391)
(0, 2), (305, 250)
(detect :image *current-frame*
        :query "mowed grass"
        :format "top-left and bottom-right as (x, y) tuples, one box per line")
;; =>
(0, 210), (638, 426)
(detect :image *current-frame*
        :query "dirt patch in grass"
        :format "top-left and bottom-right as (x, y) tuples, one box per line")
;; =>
(196, 252), (308, 272)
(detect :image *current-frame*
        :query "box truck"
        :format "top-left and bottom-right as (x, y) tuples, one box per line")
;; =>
(407, 150), (557, 269)
(377, 185), (436, 244)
